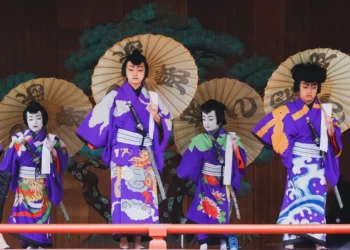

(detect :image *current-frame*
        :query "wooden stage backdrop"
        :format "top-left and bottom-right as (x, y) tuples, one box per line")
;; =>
(1, 0), (350, 248)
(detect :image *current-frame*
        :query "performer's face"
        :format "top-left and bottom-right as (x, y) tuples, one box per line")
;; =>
(299, 81), (318, 105)
(126, 61), (146, 88)
(202, 110), (220, 132)
(27, 111), (43, 134)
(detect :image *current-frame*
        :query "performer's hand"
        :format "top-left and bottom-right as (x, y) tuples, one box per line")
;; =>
(149, 104), (160, 124)
(46, 140), (58, 158)
(325, 115), (334, 137)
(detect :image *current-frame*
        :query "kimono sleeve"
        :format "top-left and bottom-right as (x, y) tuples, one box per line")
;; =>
(43, 135), (67, 206)
(251, 112), (275, 147)
(153, 98), (172, 174)
(52, 136), (69, 175)
(177, 137), (204, 184)
(252, 105), (293, 158)
(236, 136), (247, 176)
(330, 118), (342, 157)
(324, 118), (343, 187)
(321, 117), (343, 187)
(230, 136), (247, 192)
(0, 143), (17, 174)
(76, 90), (117, 148)
(156, 98), (172, 150)
(0, 140), (19, 192)
(0, 144), (13, 208)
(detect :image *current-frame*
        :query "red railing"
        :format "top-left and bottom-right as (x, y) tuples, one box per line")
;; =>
(1, 224), (350, 249)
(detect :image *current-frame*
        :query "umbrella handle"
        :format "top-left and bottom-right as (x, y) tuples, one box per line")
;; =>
(334, 185), (344, 209)
(229, 186), (241, 220)
(60, 201), (70, 222)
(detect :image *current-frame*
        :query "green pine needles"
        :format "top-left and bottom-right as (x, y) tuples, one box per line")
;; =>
(0, 72), (38, 101)
(64, 2), (246, 94)
(227, 55), (277, 91)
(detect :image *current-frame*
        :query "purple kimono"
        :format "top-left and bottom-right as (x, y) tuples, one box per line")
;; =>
(76, 82), (171, 229)
(0, 128), (68, 247)
(252, 97), (342, 245)
(177, 128), (247, 245)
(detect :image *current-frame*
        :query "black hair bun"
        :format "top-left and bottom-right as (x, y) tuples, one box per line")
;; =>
(131, 49), (142, 55)
(291, 63), (326, 84)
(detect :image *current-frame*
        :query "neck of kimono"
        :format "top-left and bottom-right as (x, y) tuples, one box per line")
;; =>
(299, 96), (316, 108)
(128, 81), (142, 90)
(306, 101), (314, 109)
(303, 98), (315, 106)
(207, 126), (221, 139)
(30, 127), (45, 139)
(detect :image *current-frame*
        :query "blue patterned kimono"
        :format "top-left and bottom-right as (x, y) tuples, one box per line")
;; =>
(252, 97), (342, 245)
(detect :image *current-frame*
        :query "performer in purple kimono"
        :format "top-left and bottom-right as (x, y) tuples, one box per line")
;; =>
(76, 49), (172, 249)
(0, 101), (68, 249)
(252, 63), (342, 250)
(0, 145), (12, 249)
(177, 100), (247, 250)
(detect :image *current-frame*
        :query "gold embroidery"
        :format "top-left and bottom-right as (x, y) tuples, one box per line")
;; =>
(129, 150), (151, 168)
(291, 105), (309, 121)
(256, 120), (275, 138)
(256, 106), (288, 137)
(256, 106), (290, 155)
(121, 148), (133, 157)
(271, 106), (290, 154)
(152, 175), (158, 198)
(22, 178), (45, 202)
(114, 166), (122, 198)
(144, 173), (153, 188)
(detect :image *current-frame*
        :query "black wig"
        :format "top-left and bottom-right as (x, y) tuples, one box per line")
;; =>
(23, 101), (48, 127)
(291, 63), (326, 94)
(200, 99), (227, 126)
(121, 49), (149, 80)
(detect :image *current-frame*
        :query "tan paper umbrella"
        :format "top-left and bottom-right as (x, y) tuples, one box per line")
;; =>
(264, 48), (350, 132)
(173, 78), (265, 165)
(0, 78), (92, 156)
(91, 34), (198, 119)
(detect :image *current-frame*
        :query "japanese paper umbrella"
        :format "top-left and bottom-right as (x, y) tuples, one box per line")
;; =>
(91, 34), (198, 119)
(173, 78), (265, 165)
(264, 48), (350, 132)
(0, 78), (92, 156)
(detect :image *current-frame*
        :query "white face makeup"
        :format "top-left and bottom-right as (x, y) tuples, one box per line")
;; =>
(202, 110), (220, 132)
(27, 111), (44, 134)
